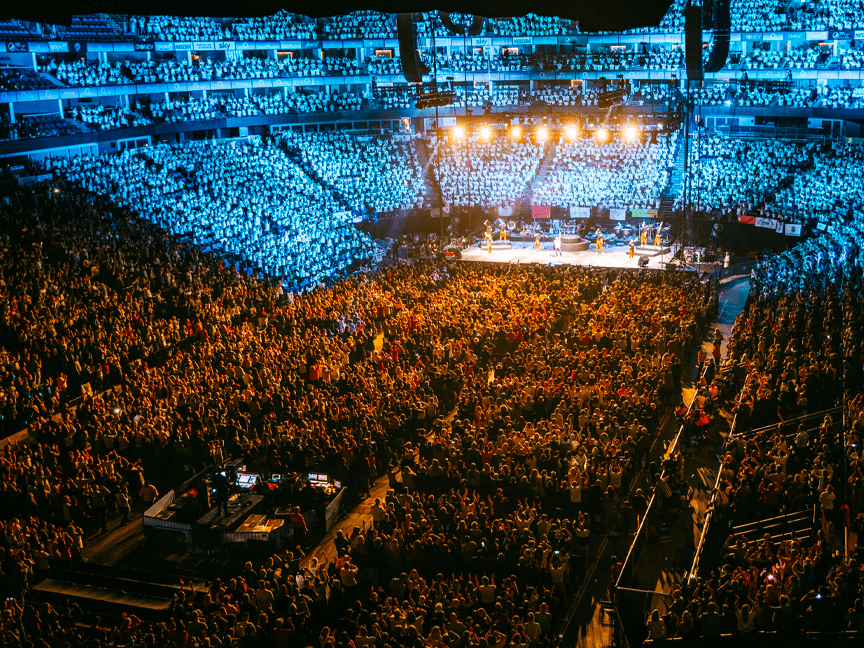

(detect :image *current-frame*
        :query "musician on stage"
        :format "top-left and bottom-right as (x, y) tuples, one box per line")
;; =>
(640, 222), (648, 247)
(534, 232), (542, 250)
(596, 229), (604, 254)
(654, 228), (663, 247)
(500, 228), (507, 241)
(628, 239), (635, 260)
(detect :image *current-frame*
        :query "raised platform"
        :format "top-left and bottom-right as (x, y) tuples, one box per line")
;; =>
(561, 236), (590, 252)
(460, 240), (682, 270)
(634, 244), (672, 257)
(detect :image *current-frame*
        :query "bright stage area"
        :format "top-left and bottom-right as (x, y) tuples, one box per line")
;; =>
(459, 239), (680, 269)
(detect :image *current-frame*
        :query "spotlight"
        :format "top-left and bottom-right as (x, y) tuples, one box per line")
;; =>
(536, 126), (548, 142)
(479, 125), (492, 140)
(596, 127), (609, 143)
(624, 124), (639, 142)
(452, 125), (465, 140)
(565, 126), (579, 140)
(510, 126), (522, 140)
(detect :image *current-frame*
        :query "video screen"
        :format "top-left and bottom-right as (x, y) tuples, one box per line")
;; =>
(236, 474), (258, 489)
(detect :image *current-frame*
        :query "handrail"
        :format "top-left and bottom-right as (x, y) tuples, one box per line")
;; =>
(616, 354), (712, 592)
(730, 405), (843, 439)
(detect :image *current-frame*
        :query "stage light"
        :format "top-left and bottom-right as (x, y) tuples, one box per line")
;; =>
(452, 125), (465, 140)
(479, 125), (492, 140)
(624, 124), (639, 142)
(565, 125), (579, 140)
(510, 126), (523, 140)
(536, 126), (548, 142)
(596, 127), (609, 143)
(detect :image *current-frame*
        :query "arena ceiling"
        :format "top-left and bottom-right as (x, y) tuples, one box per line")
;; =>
(3, 0), (674, 34)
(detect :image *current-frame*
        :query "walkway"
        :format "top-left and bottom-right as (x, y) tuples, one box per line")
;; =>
(570, 276), (750, 647)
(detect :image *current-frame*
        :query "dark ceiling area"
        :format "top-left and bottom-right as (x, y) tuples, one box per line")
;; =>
(2, 0), (674, 35)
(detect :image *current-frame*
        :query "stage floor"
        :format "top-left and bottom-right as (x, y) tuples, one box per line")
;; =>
(460, 240), (677, 269)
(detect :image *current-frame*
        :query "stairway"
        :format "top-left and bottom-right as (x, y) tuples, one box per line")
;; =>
(416, 139), (443, 210)
(657, 132), (687, 222)
(515, 140), (557, 220)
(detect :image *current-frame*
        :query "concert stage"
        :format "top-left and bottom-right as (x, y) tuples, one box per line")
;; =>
(460, 240), (679, 269)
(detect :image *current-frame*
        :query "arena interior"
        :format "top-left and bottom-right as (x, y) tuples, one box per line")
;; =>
(0, 0), (863, 646)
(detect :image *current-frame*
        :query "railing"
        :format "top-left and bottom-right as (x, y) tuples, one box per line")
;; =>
(614, 355), (712, 645)
(688, 404), (842, 580)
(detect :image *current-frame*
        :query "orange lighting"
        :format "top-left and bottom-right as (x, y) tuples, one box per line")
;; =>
(510, 126), (523, 140)
(536, 126), (549, 141)
(596, 127), (609, 143)
(479, 125), (492, 140)
(565, 125), (579, 140)
(452, 125), (465, 140)
(624, 124), (639, 142)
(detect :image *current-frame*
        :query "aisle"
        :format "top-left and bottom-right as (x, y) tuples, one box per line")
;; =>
(570, 276), (750, 647)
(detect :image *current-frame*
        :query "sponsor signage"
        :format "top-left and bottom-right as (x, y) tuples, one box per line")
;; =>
(572, 207), (591, 219)
(155, 42), (173, 51)
(806, 31), (829, 40)
(829, 29), (853, 40)
(610, 208), (626, 221)
(135, 40), (155, 51)
(785, 223), (802, 236)
(216, 41), (234, 50)
(194, 41), (215, 50)
(513, 37), (533, 45)
(755, 217), (779, 229)
(5, 41), (28, 52)
(738, 214), (756, 224)
(174, 42), (192, 51)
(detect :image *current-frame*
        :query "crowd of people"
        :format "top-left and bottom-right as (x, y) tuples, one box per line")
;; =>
(232, 11), (316, 41)
(684, 135), (864, 229)
(278, 131), (425, 214)
(644, 207), (864, 641)
(38, 55), (370, 87)
(533, 132), (677, 211)
(66, 104), (153, 131)
(51, 137), (374, 288)
(434, 134), (545, 209)
(0, 164), (717, 645)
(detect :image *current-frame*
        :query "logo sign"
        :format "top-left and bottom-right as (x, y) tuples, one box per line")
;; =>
(155, 42), (173, 51)
(610, 208), (626, 221)
(216, 41), (234, 50)
(755, 217), (779, 229)
(195, 42), (214, 50)
(49, 42), (68, 52)
(174, 42), (192, 51)
(135, 40), (155, 51)
(6, 41), (27, 52)
(784, 223), (802, 236)
(572, 207), (591, 219)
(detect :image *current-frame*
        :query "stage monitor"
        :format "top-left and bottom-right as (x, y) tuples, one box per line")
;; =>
(236, 473), (258, 490)
(271, 474), (283, 484)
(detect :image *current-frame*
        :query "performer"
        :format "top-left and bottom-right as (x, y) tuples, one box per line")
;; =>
(483, 230), (493, 245)
(596, 229), (604, 254)
(554, 235), (562, 257)
(628, 239), (635, 260)
(640, 222), (648, 247)
(499, 228), (507, 241)
(534, 232), (542, 250)
(654, 221), (663, 247)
